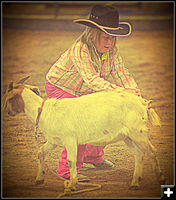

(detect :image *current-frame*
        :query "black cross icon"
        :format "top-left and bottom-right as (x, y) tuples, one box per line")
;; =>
(161, 185), (176, 199)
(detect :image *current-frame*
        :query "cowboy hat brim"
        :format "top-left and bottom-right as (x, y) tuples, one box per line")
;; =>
(73, 19), (132, 36)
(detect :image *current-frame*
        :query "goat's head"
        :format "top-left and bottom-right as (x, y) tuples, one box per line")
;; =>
(3, 76), (41, 116)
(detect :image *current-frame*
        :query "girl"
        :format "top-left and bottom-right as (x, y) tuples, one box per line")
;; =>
(45, 4), (141, 181)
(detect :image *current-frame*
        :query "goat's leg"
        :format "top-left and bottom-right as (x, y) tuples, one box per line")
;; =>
(64, 137), (78, 191)
(35, 141), (56, 184)
(148, 140), (166, 185)
(130, 151), (144, 190)
(124, 136), (144, 190)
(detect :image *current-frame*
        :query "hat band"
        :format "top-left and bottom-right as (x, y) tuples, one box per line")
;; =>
(74, 19), (131, 30)
(100, 25), (122, 30)
(99, 22), (132, 30)
(74, 19), (120, 30)
(73, 19), (132, 37)
(100, 22), (132, 37)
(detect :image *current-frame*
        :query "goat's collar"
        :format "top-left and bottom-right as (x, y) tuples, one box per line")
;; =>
(35, 99), (46, 127)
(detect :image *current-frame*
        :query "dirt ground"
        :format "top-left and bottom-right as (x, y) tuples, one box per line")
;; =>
(2, 28), (174, 198)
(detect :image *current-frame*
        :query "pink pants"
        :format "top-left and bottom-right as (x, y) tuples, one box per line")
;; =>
(45, 80), (104, 178)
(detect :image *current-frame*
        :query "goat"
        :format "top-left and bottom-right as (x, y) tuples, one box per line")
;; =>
(3, 76), (166, 191)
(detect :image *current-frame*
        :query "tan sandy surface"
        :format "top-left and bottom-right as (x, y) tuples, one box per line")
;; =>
(2, 28), (174, 198)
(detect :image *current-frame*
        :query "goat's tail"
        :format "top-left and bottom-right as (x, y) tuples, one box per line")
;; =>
(148, 108), (161, 127)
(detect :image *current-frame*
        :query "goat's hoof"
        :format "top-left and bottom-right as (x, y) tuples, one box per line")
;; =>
(64, 180), (76, 191)
(129, 185), (139, 190)
(35, 179), (44, 185)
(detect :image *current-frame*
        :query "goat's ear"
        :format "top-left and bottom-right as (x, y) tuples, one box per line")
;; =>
(17, 76), (30, 84)
(31, 87), (41, 96)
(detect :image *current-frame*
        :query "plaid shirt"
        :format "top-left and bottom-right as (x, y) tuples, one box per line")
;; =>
(46, 41), (139, 97)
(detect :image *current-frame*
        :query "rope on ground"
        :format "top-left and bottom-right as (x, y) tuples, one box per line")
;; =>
(34, 129), (101, 198)
(56, 181), (102, 198)
(45, 162), (101, 198)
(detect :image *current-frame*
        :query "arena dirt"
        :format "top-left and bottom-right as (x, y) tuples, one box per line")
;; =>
(2, 29), (174, 198)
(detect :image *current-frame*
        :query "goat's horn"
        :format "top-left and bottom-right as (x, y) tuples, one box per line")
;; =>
(5, 81), (14, 92)
(9, 82), (13, 90)
(17, 76), (30, 84)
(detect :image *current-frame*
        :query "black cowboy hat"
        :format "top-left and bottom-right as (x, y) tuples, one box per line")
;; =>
(73, 4), (132, 36)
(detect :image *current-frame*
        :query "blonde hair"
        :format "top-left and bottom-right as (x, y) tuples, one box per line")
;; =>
(75, 27), (118, 72)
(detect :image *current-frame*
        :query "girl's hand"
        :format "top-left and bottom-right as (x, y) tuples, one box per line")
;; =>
(124, 88), (141, 97)
(114, 87), (141, 97)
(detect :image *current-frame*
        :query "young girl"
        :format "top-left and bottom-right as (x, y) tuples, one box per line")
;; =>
(45, 4), (141, 181)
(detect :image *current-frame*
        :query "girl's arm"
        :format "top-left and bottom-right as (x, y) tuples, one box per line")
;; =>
(72, 45), (123, 92)
(110, 49), (141, 96)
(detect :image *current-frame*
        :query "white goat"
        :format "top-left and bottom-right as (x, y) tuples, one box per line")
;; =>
(3, 76), (166, 191)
